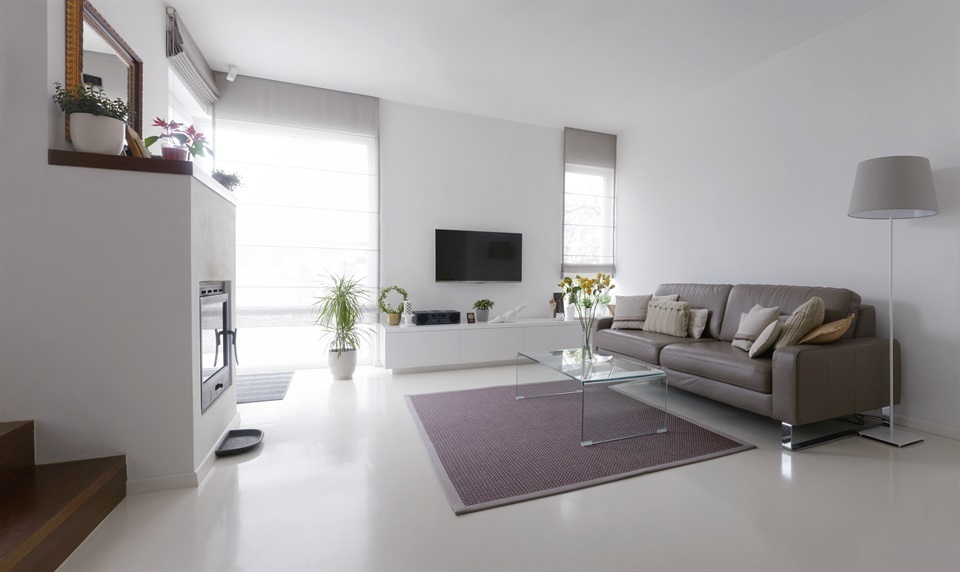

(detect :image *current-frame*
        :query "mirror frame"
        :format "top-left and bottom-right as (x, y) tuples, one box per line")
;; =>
(65, 0), (143, 139)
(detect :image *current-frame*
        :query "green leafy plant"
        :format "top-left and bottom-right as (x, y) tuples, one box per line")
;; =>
(378, 285), (408, 314)
(314, 273), (370, 356)
(212, 169), (242, 191)
(144, 117), (214, 158)
(473, 299), (494, 310)
(52, 81), (132, 122)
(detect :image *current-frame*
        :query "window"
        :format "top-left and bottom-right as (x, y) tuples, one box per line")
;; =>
(563, 128), (616, 275)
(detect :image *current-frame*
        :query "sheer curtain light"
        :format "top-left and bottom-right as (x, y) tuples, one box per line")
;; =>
(848, 155), (939, 447)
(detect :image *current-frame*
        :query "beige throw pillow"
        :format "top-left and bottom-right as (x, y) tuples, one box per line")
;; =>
(749, 320), (783, 358)
(732, 305), (780, 352)
(775, 297), (826, 350)
(688, 308), (709, 339)
(610, 294), (679, 330)
(800, 312), (855, 344)
(644, 300), (689, 337)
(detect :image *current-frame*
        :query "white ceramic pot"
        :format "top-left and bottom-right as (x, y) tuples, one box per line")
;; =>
(475, 309), (490, 322)
(329, 348), (358, 380)
(70, 113), (126, 155)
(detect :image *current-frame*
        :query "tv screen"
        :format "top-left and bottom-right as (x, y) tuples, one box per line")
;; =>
(436, 229), (522, 282)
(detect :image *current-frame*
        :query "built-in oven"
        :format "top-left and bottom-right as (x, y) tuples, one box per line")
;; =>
(200, 281), (235, 412)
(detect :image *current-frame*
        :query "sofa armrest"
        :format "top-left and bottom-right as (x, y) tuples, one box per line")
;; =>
(596, 316), (614, 332)
(771, 337), (900, 425)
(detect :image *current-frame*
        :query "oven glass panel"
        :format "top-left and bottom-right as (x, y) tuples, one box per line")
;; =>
(200, 297), (227, 383)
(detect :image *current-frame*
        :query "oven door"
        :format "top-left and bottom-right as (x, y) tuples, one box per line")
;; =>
(200, 292), (230, 412)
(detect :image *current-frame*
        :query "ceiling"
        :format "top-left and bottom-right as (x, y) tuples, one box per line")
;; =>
(166, 0), (883, 134)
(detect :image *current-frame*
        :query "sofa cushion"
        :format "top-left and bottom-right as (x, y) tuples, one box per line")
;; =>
(775, 297), (825, 350)
(719, 284), (861, 342)
(595, 328), (709, 365)
(688, 308), (709, 339)
(611, 294), (679, 330)
(801, 312), (855, 344)
(660, 341), (773, 394)
(655, 284), (733, 340)
(749, 320), (782, 358)
(731, 305), (779, 352)
(644, 300), (689, 337)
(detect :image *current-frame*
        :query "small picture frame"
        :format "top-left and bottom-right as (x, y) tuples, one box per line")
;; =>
(466, 312), (476, 324)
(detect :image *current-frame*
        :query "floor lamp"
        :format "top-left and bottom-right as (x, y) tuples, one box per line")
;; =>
(848, 155), (939, 447)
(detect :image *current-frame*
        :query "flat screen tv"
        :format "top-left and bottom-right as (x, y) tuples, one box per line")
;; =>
(435, 229), (522, 282)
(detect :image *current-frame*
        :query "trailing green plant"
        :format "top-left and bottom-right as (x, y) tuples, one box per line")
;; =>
(314, 273), (370, 355)
(378, 285), (408, 314)
(144, 117), (214, 158)
(52, 81), (132, 123)
(473, 299), (494, 310)
(212, 169), (243, 191)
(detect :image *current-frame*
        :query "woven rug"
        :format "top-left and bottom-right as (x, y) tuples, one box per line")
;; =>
(406, 381), (754, 515)
(236, 372), (294, 404)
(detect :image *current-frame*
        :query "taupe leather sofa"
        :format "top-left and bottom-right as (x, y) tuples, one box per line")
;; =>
(595, 283), (899, 449)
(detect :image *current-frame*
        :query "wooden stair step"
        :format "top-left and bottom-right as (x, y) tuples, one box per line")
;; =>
(0, 455), (126, 572)
(0, 421), (34, 482)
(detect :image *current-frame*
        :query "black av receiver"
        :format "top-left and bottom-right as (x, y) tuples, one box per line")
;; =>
(412, 310), (461, 325)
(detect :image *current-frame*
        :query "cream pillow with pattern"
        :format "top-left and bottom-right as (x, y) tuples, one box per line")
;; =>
(644, 300), (690, 337)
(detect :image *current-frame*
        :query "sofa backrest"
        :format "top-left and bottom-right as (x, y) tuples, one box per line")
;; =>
(719, 284), (862, 342)
(655, 283), (733, 339)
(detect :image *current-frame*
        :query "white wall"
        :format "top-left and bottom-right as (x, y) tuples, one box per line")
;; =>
(380, 102), (564, 320)
(617, 1), (960, 438)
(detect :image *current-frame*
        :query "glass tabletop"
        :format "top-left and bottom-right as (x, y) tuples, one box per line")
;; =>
(517, 349), (665, 385)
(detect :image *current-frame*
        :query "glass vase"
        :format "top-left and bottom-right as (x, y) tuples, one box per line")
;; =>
(581, 324), (594, 362)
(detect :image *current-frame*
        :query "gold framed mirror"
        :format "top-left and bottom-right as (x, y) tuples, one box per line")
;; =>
(65, 0), (143, 139)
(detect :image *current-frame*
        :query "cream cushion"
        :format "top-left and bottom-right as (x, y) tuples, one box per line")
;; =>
(688, 308), (709, 339)
(644, 300), (690, 337)
(800, 312), (855, 344)
(775, 297), (826, 349)
(749, 320), (783, 358)
(732, 305), (780, 351)
(611, 294), (678, 330)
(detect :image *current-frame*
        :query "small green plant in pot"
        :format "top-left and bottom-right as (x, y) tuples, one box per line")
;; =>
(212, 169), (243, 191)
(144, 117), (214, 161)
(473, 299), (494, 322)
(52, 81), (132, 155)
(378, 285), (408, 326)
(314, 273), (370, 380)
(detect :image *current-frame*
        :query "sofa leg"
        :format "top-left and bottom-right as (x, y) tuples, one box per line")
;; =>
(780, 421), (881, 451)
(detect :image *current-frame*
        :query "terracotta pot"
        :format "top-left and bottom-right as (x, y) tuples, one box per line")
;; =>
(69, 113), (125, 155)
(161, 146), (189, 161)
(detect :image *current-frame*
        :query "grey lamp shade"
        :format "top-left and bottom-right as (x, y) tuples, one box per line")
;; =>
(848, 156), (939, 219)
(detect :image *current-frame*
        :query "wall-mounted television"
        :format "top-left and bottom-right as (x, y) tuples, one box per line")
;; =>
(436, 229), (522, 283)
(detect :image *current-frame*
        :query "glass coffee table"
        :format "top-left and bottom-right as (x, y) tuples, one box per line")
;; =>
(516, 349), (668, 446)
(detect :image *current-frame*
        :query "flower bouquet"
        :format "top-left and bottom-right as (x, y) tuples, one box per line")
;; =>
(558, 273), (614, 361)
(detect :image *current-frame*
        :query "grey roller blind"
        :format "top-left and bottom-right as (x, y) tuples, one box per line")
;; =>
(563, 128), (617, 276)
(166, 8), (220, 106)
(214, 74), (379, 138)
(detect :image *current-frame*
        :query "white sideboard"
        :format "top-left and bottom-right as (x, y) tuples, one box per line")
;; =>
(378, 318), (583, 372)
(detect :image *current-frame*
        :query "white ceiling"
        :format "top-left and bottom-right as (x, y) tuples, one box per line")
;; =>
(166, 0), (883, 133)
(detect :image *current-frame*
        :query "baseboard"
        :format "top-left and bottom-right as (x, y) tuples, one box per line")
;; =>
(897, 414), (960, 441)
(195, 412), (242, 488)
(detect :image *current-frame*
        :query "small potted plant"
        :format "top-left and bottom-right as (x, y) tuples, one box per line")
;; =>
(212, 169), (243, 191)
(314, 273), (370, 380)
(378, 285), (408, 326)
(52, 81), (131, 155)
(144, 117), (214, 161)
(473, 299), (494, 322)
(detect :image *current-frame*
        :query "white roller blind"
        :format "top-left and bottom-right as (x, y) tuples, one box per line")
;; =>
(166, 9), (220, 106)
(563, 128), (617, 275)
(214, 73), (378, 137)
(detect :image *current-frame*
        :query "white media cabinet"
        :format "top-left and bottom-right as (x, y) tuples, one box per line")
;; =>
(378, 318), (583, 372)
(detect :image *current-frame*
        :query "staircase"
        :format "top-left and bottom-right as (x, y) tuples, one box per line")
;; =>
(0, 421), (126, 572)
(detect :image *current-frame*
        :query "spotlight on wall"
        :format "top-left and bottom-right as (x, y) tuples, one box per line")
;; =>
(226, 66), (238, 82)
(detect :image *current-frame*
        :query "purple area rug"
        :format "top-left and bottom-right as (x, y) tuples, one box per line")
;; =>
(406, 381), (754, 515)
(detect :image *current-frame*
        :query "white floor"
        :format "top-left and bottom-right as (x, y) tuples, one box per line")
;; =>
(61, 365), (960, 571)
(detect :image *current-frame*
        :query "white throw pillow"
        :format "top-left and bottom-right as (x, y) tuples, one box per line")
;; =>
(610, 294), (652, 330)
(688, 308), (709, 339)
(731, 304), (780, 352)
(749, 320), (783, 358)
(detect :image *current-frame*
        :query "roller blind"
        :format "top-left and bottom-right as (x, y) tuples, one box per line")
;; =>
(165, 8), (220, 106)
(563, 128), (617, 275)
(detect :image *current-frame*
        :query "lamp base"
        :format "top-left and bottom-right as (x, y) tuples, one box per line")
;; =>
(859, 425), (924, 447)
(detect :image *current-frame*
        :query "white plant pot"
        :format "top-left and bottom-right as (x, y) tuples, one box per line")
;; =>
(329, 348), (358, 380)
(70, 113), (125, 155)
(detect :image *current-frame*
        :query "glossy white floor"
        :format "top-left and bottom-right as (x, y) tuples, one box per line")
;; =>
(62, 365), (960, 571)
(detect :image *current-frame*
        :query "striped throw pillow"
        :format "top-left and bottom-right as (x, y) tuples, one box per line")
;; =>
(774, 297), (826, 350)
(644, 300), (690, 337)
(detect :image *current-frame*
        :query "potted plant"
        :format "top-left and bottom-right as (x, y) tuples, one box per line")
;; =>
(212, 169), (243, 191)
(473, 299), (494, 322)
(144, 117), (214, 161)
(52, 81), (131, 155)
(378, 285), (408, 326)
(314, 273), (370, 380)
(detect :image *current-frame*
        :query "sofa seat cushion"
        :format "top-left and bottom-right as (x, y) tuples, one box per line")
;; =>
(595, 328), (710, 365)
(660, 341), (773, 393)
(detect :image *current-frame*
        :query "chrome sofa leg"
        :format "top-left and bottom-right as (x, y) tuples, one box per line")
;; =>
(780, 421), (881, 451)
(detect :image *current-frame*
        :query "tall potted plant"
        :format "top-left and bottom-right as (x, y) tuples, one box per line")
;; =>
(314, 273), (369, 380)
(52, 82), (131, 155)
